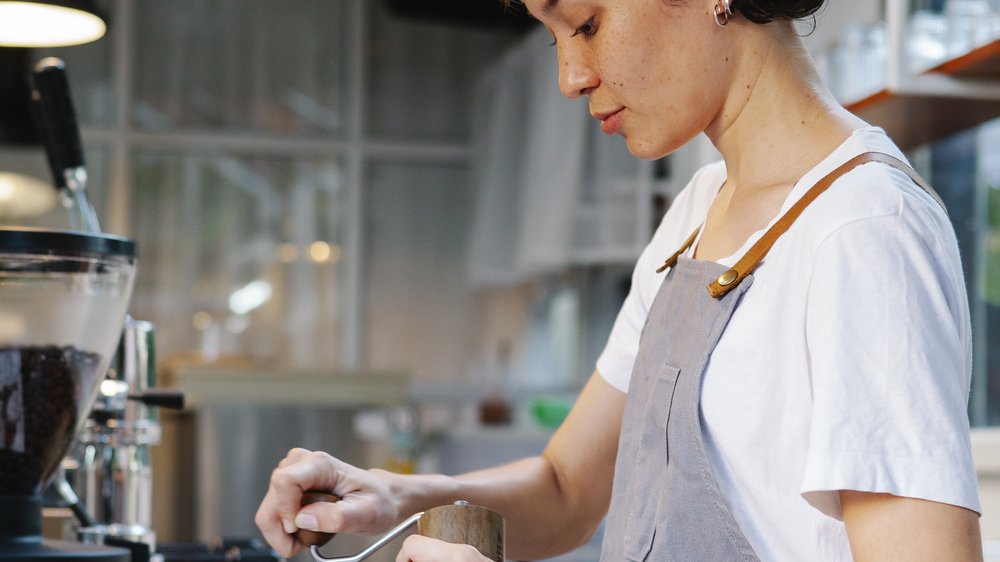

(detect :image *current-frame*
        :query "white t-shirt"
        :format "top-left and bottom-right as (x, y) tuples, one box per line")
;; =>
(596, 127), (980, 561)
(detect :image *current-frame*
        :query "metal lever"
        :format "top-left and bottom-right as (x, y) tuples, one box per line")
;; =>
(30, 57), (100, 233)
(309, 511), (424, 562)
(52, 469), (97, 528)
(127, 388), (185, 410)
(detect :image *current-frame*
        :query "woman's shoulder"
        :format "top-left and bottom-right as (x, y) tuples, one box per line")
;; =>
(798, 128), (951, 244)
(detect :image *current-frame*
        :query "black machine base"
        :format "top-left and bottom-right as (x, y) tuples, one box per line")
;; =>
(0, 495), (128, 561)
(0, 539), (130, 562)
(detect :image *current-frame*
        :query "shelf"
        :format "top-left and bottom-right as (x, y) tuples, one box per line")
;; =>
(166, 361), (410, 408)
(846, 38), (1000, 150)
(933, 38), (1000, 78)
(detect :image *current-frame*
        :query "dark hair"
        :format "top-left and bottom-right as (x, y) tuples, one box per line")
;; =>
(499, 0), (826, 25)
(734, 0), (826, 24)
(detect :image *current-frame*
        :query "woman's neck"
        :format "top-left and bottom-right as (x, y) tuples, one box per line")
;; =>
(704, 20), (868, 196)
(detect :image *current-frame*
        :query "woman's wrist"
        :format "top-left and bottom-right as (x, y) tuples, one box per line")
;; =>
(374, 469), (461, 522)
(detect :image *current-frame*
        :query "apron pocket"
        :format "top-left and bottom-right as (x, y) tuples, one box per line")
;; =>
(624, 364), (680, 561)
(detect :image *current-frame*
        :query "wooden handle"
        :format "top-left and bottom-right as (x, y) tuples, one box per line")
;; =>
(418, 503), (504, 562)
(294, 491), (341, 547)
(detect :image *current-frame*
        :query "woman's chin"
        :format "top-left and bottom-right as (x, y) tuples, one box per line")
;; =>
(624, 136), (676, 161)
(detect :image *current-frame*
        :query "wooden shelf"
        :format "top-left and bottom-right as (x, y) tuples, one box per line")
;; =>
(847, 38), (1000, 150)
(931, 38), (1000, 77)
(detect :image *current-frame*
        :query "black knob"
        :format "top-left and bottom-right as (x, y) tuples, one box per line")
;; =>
(30, 57), (85, 188)
(127, 388), (186, 410)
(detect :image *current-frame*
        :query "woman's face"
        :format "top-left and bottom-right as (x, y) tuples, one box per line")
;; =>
(522, 0), (736, 159)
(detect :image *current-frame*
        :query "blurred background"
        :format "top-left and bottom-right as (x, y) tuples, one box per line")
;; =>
(1, 0), (999, 560)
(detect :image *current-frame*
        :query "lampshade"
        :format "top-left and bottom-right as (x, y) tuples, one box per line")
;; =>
(0, 171), (57, 218)
(0, 1), (106, 48)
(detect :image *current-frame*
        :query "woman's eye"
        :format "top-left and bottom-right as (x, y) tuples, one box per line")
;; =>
(571, 17), (596, 38)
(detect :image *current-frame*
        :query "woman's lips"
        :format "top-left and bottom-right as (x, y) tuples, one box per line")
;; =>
(598, 108), (624, 135)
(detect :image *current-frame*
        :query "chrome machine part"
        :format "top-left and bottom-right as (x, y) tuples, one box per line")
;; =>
(73, 319), (178, 555)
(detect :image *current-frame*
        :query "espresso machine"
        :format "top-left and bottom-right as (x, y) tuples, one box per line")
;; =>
(69, 318), (184, 561)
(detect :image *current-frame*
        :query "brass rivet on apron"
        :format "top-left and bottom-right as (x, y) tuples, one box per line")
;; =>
(717, 269), (738, 286)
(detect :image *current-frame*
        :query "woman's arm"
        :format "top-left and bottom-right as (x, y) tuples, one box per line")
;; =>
(841, 490), (983, 562)
(450, 372), (625, 558)
(256, 371), (625, 561)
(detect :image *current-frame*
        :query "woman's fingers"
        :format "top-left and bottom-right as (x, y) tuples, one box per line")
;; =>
(395, 536), (492, 562)
(255, 485), (302, 557)
(277, 447), (312, 468)
(256, 448), (404, 557)
(255, 448), (344, 557)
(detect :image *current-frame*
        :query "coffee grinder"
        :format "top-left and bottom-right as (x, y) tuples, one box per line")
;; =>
(0, 228), (137, 561)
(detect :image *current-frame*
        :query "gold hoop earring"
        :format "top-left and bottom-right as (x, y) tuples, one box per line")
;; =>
(714, 0), (733, 27)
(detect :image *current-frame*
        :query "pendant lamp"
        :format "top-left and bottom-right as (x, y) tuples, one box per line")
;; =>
(0, 1), (106, 48)
(0, 47), (55, 219)
(0, 1), (104, 219)
(0, 171), (57, 218)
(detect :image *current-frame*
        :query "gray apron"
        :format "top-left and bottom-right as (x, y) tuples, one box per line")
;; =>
(599, 153), (942, 561)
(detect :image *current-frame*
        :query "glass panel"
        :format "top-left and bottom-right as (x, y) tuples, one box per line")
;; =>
(906, 0), (1000, 74)
(977, 119), (1000, 424)
(127, 150), (347, 367)
(573, 127), (645, 260)
(363, 161), (475, 382)
(366, 2), (520, 143)
(32, 0), (116, 128)
(133, 0), (349, 136)
(0, 143), (110, 230)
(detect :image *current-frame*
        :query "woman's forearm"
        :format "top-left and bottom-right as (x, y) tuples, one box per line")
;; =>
(388, 373), (624, 560)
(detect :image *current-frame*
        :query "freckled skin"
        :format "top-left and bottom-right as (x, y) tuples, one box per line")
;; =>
(527, 0), (737, 159)
(521, 0), (867, 180)
(523, 0), (870, 262)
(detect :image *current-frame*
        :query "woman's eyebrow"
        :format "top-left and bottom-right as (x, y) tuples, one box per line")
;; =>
(543, 0), (560, 13)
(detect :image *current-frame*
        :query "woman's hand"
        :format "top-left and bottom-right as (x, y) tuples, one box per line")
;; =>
(395, 536), (492, 562)
(254, 447), (404, 558)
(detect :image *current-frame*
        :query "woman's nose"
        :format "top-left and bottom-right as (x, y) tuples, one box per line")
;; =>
(557, 53), (599, 98)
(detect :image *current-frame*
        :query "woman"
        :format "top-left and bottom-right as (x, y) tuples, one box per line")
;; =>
(256, 0), (984, 560)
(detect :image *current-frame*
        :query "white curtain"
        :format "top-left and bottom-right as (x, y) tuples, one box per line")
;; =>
(467, 28), (590, 285)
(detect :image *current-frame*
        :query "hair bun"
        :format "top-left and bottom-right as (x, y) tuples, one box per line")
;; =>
(734, 0), (825, 23)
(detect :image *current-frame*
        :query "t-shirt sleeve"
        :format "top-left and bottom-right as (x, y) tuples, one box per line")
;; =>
(800, 211), (980, 518)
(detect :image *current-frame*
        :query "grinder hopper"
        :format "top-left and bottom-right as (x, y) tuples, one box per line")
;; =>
(0, 227), (137, 560)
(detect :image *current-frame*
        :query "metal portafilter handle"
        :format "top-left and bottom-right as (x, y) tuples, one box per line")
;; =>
(297, 493), (504, 562)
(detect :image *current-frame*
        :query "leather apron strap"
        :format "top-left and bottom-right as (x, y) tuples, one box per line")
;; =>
(655, 152), (945, 299)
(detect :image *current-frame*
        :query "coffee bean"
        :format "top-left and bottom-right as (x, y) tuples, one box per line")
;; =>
(0, 346), (101, 495)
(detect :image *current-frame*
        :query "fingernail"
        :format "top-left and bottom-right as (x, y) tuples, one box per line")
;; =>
(295, 513), (318, 530)
(282, 519), (297, 534)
